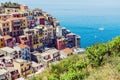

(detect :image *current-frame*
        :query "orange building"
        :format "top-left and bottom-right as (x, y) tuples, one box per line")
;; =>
(0, 14), (10, 21)
(2, 35), (15, 47)
(0, 36), (5, 48)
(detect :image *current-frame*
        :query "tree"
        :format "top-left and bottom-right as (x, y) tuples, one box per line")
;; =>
(86, 43), (107, 67)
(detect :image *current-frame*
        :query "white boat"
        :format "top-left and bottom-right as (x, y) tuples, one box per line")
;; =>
(98, 27), (104, 31)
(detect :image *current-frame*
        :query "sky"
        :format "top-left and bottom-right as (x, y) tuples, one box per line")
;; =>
(0, 0), (120, 16)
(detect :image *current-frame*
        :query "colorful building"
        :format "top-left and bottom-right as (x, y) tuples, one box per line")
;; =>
(53, 18), (60, 27)
(0, 20), (10, 35)
(57, 37), (67, 50)
(75, 35), (81, 48)
(2, 35), (15, 47)
(37, 16), (45, 25)
(19, 35), (30, 46)
(0, 36), (5, 48)
(66, 33), (76, 48)
(0, 69), (10, 80)
(32, 8), (42, 16)
(0, 47), (17, 59)
(31, 62), (44, 73)
(0, 14), (10, 21)
(31, 51), (42, 63)
(26, 16), (36, 28)
(9, 17), (28, 40)
(34, 26), (44, 50)
(13, 59), (34, 78)
(60, 48), (74, 58)
(20, 5), (29, 12)
(10, 12), (23, 18)
(4, 7), (20, 14)
(61, 27), (67, 37)
(13, 44), (31, 61)
(23, 28), (43, 51)
(56, 26), (62, 37)
(40, 49), (60, 63)
(6, 67), (20, 80)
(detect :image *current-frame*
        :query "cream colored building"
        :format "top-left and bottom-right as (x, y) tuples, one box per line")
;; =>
(13, 59), (34, 78)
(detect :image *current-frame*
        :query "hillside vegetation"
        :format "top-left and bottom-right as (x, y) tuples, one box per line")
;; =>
(31, 36), (120, 80)
(0, 2), (20, 8)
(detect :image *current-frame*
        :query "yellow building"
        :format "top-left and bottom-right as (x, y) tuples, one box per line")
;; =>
(24, 27), (43, 50)
(20, 5), (29, 12)
(0, 36), (4, 48)
(5, 7), (20, 14)
(13, 59), (34, 78)
(34, 26), (43, 49)
(37, 25), (48, 40)
(9, 17), (28, 31)
(0, 14), (10, 21)
(0, 17), (28, 36)
(0, 20), (10, 35)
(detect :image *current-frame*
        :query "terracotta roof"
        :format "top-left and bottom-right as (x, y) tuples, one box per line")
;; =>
(2, 35), (12, 40)
(63, 48), (73, 54)
(18, 44), (29, 49)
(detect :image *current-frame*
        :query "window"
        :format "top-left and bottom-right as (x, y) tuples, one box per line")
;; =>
(0, 39), (3, 41)
(8, 10), (10, 12)
(3, 24), (5, 27)
(7, 23), (9, 26)
(21, 64), (24, 66)
(1, 43), (3, 46)
(40, 39), (43, 43)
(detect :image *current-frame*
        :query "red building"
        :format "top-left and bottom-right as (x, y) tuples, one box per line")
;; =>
(57, 37), (66, 50)
(37, 16), (45, 25)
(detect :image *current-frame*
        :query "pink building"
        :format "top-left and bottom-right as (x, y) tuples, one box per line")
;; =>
(19, 34), (33, 51)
